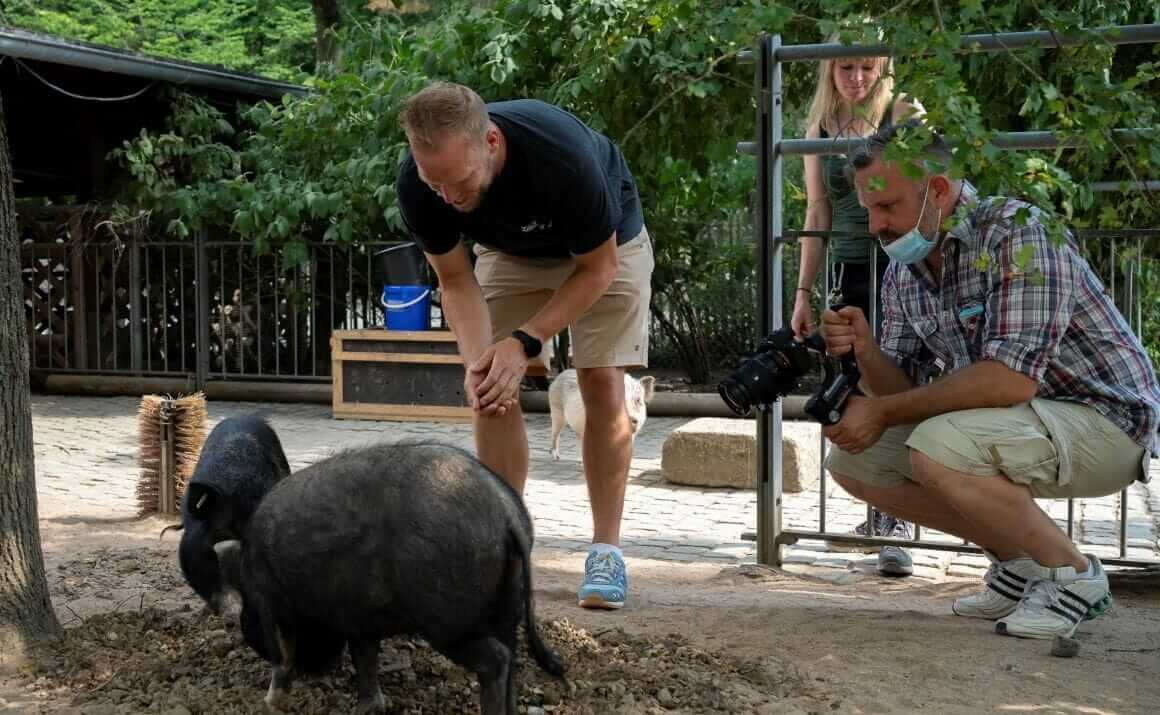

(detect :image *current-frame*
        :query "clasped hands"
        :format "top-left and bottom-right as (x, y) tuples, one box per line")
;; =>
(465, 336), (529, 417)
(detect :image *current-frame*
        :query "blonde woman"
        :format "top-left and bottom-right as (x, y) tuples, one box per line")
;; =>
(792, 41), (923, 575)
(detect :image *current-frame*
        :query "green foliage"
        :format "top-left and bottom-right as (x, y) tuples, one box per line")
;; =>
(1138, 258), (1160, 370)
(5, 0), (319, 80)
(24, 0), (1160, 380)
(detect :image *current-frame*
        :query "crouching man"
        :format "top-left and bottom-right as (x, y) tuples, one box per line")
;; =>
(820, 120), (1160, 639)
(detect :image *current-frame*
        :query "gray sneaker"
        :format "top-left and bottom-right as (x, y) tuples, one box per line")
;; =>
(825, 508), (894, 553)
(877, 516), (914, 577)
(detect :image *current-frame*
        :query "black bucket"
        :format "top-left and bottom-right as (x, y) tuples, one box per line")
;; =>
(373, 242), (427, 287)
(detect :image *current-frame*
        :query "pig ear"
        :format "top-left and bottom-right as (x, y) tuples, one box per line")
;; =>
(639, 376), (656, 401)
(213, 540), (243, 590)
(185, 483), (221, 519)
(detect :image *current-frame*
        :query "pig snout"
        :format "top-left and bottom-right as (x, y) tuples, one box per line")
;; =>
(176, 414), (290, 615)
(625, 374), (655, 434)
(548, 371), (656, 459)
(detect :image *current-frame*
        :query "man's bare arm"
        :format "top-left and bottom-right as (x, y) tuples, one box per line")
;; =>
(424, 244), (493, 364)
(877, 359), (1037, 427)
(518, 232), (619, 343)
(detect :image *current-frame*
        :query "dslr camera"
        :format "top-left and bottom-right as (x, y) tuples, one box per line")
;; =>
(717, 291), (862, 426)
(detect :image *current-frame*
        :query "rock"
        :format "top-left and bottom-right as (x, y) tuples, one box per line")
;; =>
(657, 687), (674, 707)
(526, 707), (546, 715)
(1051, 635), (1080, 658)
(162, 707), (192, 715)
(661, 418), (820, 491)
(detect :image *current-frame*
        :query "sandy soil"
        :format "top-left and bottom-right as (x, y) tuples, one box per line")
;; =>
(1, 516), (1158, 714)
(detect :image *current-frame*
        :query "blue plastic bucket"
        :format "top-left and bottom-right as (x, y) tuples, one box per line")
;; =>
(381, 285), (431, 331)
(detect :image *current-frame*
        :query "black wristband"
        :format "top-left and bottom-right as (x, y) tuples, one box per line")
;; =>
(511, 329), (542, 358)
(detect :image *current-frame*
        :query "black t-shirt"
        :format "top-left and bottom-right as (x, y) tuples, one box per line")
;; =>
(395, 99), (643, 258)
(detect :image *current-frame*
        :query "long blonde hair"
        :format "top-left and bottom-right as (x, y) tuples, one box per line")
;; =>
(804, 32), (895, 138)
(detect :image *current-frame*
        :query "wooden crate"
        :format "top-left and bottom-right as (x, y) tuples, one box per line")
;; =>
(330, 329), (546, 422)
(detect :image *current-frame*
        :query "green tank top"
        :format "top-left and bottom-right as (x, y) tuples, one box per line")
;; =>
(819, 125), (876, 264)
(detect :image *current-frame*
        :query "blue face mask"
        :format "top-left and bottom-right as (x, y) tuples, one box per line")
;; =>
(881, 183), (942, 265)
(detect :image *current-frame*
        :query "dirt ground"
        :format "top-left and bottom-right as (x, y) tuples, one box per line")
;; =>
(2, 516), (1159, 714)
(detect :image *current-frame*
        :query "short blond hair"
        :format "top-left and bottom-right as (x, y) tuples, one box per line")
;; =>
(398, 81), (489, 151)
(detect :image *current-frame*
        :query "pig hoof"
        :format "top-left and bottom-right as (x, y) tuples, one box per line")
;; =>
(264, 688), (289, 712)
(355, 692), (386, 713)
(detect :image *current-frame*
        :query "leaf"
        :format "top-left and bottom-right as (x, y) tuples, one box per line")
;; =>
(166, 218), (188, 239)
(1014, 243), (1037, 272)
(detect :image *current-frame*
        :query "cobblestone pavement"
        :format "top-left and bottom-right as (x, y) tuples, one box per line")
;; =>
(30, 394), (1160, 586)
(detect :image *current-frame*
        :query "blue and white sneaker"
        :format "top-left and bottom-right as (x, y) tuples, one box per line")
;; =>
(578, 548), (627, 610)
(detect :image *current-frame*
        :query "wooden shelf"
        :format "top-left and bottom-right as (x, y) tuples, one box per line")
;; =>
(330, 328), (545, 423)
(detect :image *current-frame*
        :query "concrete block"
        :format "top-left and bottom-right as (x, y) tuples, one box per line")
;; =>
(661, 417), (820, 492)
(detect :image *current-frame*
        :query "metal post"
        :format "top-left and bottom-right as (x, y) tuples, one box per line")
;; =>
(755, 33), (786, 567)
(129, 237), (143, 373)
(195, 228), (210, 389)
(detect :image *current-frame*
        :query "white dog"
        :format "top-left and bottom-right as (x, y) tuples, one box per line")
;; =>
(548, 369), (656, 460)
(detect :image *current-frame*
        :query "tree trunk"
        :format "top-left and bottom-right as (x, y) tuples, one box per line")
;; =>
(310, 0), (343, 73)
(0, 90), (61, 668)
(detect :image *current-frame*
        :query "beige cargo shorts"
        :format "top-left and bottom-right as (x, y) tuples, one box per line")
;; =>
(472, 228), (654, 371)
(825, 399), (1147, 499)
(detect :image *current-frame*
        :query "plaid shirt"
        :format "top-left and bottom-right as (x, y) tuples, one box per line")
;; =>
(879, 182), (1160, 475)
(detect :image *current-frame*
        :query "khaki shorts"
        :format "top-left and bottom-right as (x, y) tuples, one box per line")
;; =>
(825, 399), (1147, 499)
(472, 229), (654, 370)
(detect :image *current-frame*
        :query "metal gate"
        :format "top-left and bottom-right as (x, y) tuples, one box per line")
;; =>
(736, 24), (1160, 568)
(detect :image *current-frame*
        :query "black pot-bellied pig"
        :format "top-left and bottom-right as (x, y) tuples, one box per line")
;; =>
(212, 440), (566, 715)
(172, 414), (290, 615)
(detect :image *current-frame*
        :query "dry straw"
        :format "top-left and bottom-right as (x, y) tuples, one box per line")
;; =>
(136, 392), (208, 516)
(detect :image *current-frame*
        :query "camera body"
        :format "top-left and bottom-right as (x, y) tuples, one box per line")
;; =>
(717, 292), (862, 426)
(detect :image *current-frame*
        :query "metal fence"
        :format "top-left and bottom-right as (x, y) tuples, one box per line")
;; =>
(751, 229), (1160, 567)
(21, 216), (402, 386)
(737, 24), (1160, 569)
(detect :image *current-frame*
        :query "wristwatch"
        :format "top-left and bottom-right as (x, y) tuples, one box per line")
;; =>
(511, 329), (542, 358)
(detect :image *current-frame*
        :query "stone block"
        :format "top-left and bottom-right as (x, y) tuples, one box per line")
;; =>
(661, 417), (820, 492)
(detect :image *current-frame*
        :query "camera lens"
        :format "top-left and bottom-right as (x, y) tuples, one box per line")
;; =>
(718, 377), (753, 416)
(717, 328), (815, 415)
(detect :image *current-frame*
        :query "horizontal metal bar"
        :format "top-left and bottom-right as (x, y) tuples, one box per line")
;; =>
(203, 241), (396, 249)
(747, 530), (984, 556)
(744, 530), (1160, 568)
(1091, 180), (1160, 192)
(781, 229), (1160, 241)
(771, 23), (1160, 62)
(32, 368), (335, 383)
(771, 128), (1151, 157)
(30, 368), (193, 377)
(738, 49), (754, 63)
(204, 374), (332, 383)
(784, 230), (873, 239)
(1076, 229), (1160, 238)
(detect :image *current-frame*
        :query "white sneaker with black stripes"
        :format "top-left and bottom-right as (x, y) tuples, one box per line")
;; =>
(952, 551), (1049, 620)
(995, 554), (1113, 640)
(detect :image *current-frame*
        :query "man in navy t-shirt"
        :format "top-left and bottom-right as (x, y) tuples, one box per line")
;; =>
(395, 81), (654, 610)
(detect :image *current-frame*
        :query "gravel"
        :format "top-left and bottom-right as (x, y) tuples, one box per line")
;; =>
(18, 608), (810, 714)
